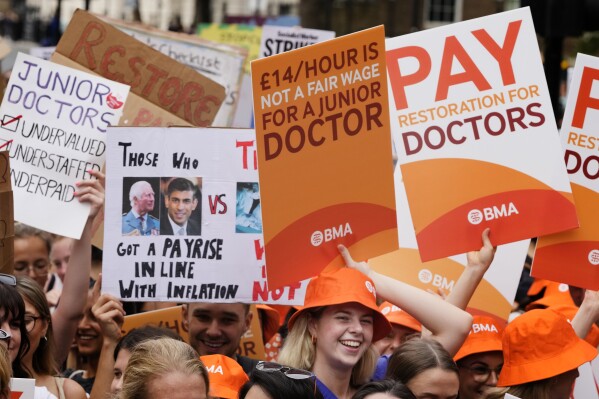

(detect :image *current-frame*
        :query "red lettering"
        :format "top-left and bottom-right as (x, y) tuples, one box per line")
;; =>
(386, 46), (431, 110)
(472, 20), (521, 87)
(572, 67), (599, 129)
(100, 45), (125, 82)
(142, 64), (168, 97)
(69, 21), (106, 69)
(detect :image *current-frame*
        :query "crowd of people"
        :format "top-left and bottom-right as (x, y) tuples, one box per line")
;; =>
(0, 167), (597, 399)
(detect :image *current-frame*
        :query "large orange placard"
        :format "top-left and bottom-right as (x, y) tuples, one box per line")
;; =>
(251, 26), (397, 289)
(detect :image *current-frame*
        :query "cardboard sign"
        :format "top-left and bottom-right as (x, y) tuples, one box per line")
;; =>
(386, 7), (578, 261)
(0, 52), (129, 238)
(259, 26), (335, 58)
(105, 18), (247, 128)
(54, 10), (226, 128)
(370, 167), (528, 322)
(102, 127), (308, 303)
(121, 304), (265, 360)
(532, 54), (599, 290)
(198, 24), (262, 74)
(251, 25), (397, 290)
(9, 378), (35, 399)
(0, 151), (13, 273)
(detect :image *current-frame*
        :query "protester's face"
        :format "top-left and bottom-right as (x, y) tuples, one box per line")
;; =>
(22, 297), (48, 362)
(14, 236), (50, 288)
(76, 292), (103, 357)
(407, 367), (459, 399)
(373, 324), (419, 356)
(549, 368), (579, 399)
(0, 307), (21, 362)
(310, 303), (374, 372)
(165, 190), (197, 226)
(146, 371), (207, 399)
(134, 184), (155, 214)
(244, 385), (272, 399)
(50, 238), (73, 282)
(111, 348), (131, 395)
(457, 352), (503, 399)
(184, 303), (251, 357)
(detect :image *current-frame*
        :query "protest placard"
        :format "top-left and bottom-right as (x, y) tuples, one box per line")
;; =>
(370, 167), (528, 322)
(53, 10), (226, 128)
(121, 304), (266, 360)
(251, 25), (397, 289)
(0, 52), (129, 238)
(259, 26), (335, 59)
(386, 7), (578, 261)
(0, 151), (13, 273)
(10, 378), (35, 399)
(198, 23), (262, 74)
(104, 18), (247, 128)
(532, 54), (599, 290)
(102, 127), (308, 303)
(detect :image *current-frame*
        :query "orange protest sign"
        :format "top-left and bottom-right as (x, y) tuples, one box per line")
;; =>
(532, 54), (599, 290)
(251, 25), (397, 290)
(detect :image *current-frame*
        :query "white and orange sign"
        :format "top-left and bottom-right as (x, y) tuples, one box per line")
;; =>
(251, 26), (397, 290)
(532, 54), (599, 290)
(386, 7), (578, 261)
(370, 167), (528, 322)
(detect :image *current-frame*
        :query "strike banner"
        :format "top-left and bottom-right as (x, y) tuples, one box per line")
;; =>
(386, 7), (578, 261)
(532, 54), (599, 290)
(251, 25), (397, 289)
(102, 127), (308, 303)
(370, 166), (528, 322)
(259, 26), (335, 58)
(53, 10), (226, 128)
(0, 52), (129, 238)
(105, 18), (247, 127)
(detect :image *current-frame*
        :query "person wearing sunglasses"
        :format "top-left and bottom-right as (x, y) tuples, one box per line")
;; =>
(0, 275), (29, 378)
(278, 246), (472, 399)
(238, 361), (323, 399)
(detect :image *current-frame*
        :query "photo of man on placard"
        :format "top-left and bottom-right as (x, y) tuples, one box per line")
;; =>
(160, 177), (202, 236)
(122, 178), (160, 236)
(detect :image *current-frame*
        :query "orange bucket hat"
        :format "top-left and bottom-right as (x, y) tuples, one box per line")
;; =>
(256, 304), (281, 343)
(378, 301), (421, 333)
(288, 268), (391, 342)
(497, 308), (597, 386)
(454, 315), (504, 362)
(200, 354), (249, 399)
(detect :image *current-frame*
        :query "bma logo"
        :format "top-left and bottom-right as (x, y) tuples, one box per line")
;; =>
(472, 323), (499, 334)
(588, 249), (599, 265)
(418, 269), (454, 291)
(310, 223), (353, 247)
(206, 364), (223, 374)
(467, 202), (519, 225)
(365, 281), (376, 297)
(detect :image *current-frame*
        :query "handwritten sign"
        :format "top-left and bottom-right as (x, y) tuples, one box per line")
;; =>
(105, 18), (247, 128)
(0, 151), (13, 273)
(251, 25), (397, 290)
(53, 10), (226, 128)
(532, 54), (599, 290)
(0, 52), (129, 238)
(385, 7), (578, 261)
(103, 127), (308, 303)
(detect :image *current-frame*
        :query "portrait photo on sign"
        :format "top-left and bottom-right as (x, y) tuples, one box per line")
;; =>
(122, 177), (160, 236)
(159, 177), (202, 236)
(236, 182), (262, 234)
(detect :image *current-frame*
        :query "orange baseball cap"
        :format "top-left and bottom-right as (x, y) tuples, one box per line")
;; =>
(454, 315), (504, 362)
(378, 301), (421, 333)
(200, 354), (249, 399)
(257, 304), (281, 343)
(288, 268), (391, 342)
(497, 309), (597, 386)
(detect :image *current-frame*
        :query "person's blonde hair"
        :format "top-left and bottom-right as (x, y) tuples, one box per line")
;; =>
(118, 338), (209, 399)
(486, 380), (553, 399)
(277, 309), (378, 387)
(0, 345), (11, 399)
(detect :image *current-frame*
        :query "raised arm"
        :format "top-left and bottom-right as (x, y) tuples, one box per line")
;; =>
(52, 170), (105, 365)
(338, 245), (472, 356)
(572, 289), (599, 342)
(445, 228), (496, 310)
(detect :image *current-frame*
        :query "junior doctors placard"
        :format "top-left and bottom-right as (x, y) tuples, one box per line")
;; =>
(386, 7), (578, 261)
(532, 54), (599, 290)
(251, 26), (397, 290)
